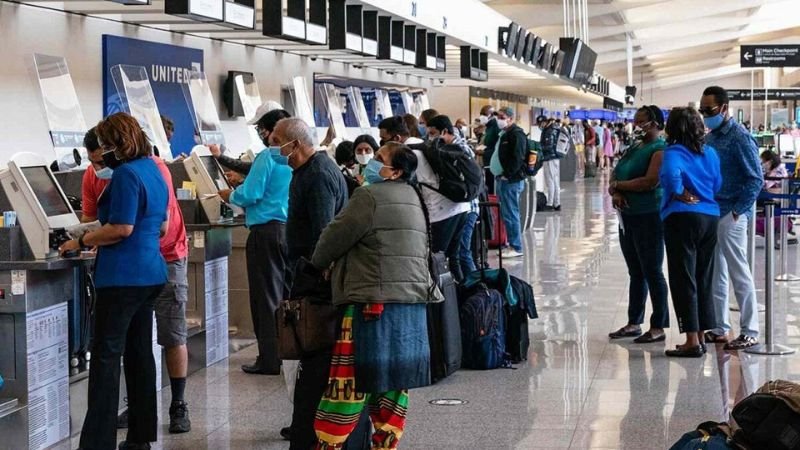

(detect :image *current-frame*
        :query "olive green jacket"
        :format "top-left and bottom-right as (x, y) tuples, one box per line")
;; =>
(311, 181), (444, 306)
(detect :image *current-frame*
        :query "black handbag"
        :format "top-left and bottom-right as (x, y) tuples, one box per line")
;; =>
(276, 258), (337, 360)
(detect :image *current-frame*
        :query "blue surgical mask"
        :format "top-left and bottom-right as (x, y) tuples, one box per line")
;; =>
(364, 159), (388, 184)
(95, 167), (113, 180)
(418, 125), (427, 138)
(704, 114), (724, 131)
(269, 146), (289, 166)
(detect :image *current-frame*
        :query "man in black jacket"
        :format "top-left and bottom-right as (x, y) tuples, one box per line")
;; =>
(271, 117), (350, 450)
(489, 106), (528, 258)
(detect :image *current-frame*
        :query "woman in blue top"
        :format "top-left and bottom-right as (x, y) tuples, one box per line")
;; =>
(659, 107), (722, 358)
(61, 113), (169, 450)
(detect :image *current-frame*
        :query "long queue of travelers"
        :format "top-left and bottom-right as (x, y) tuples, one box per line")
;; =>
(60, 84), (774, 450)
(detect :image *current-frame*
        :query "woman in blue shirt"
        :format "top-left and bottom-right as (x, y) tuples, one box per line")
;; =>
(659, 107), (722, 358)
(61, 113), (168, 450)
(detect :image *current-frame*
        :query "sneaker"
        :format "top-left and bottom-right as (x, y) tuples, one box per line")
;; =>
(501, 248), (524, 258)
(169, 401), (191, 434)
(724, 334), (758, 351)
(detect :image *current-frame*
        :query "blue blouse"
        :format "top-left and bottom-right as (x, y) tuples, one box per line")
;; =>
(95, 158), (168, 288)
(659, 143), (722, 220)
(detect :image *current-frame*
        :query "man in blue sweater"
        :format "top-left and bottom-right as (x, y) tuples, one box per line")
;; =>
(701, 86), (763, 350)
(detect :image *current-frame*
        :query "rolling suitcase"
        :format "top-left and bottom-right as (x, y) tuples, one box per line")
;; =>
(487, 194), (507, 249)
(68, 266), (94, 368)
(427, 252), (462, 383)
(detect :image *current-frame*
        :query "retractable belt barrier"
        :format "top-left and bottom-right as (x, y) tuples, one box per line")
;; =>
(745, 201), (796, 356)
(758, 177), (800, 282)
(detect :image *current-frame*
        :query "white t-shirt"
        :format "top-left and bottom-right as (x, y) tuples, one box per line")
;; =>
(412, 149), (471, 223)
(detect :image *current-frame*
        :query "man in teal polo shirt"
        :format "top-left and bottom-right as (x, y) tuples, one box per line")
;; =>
(218, 108), (293, 374)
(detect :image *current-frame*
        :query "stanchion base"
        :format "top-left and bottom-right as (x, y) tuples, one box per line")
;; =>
(775, 274), (800, 282)
(745, 343), (797, 355)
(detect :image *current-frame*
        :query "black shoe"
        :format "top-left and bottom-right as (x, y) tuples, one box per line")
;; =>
(169, 401), (191, 434)
(118, 441), (150, 450)
(280, 426), (292, 441)
(241, 362), (280, 375)
(553, 205), (561, 212)
(539, 205), (555, 212)
(665, 346), (705, 358)
(633, 331), (666, 344)
(608, 326), (642, 339)
(117, 408), (129, 429)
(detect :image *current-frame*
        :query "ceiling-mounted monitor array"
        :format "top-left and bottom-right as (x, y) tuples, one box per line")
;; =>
(263, 0), (327, 44)
(460, 46), (488, 82)
(329, 0), (364, 53)
(378, 17), (405, 63)
(559, 38), (597, 85)
(165, 0), (253, 28)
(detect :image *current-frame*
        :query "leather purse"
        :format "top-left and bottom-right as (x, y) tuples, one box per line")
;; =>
(276, 258), (338, 360)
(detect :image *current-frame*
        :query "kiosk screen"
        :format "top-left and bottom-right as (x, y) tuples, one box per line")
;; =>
(20, 166), (72, 217)
(200, 156), (230, 190)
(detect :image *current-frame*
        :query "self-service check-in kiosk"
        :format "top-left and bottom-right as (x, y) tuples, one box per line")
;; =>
(0, 153), (94, 450)
(169, 147), (246, 374)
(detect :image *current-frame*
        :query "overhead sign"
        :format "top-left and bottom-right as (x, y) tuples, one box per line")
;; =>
(741, 45), (800, 68)
(727, 89), (800, 101)
(102, 35), (203, 158)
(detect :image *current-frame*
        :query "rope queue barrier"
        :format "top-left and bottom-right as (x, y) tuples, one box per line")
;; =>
(745, 202), (797, 356)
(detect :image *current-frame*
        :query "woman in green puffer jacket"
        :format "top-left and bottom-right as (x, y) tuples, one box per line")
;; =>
(311, 142), (442, 450)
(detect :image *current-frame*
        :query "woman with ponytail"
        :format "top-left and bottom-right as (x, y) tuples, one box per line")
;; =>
(310, 142), (442, 449)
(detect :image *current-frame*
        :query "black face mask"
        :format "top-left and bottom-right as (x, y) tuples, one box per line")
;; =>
(102, 150), (124, 169)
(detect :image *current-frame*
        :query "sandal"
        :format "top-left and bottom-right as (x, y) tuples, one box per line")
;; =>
(704, 331), (728, 344)
(724, 334), (758, 351)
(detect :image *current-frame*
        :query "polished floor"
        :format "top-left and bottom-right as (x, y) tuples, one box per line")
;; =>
(79, 174), (800, 449)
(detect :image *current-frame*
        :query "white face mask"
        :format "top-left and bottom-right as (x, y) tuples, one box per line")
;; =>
(356, 153), (373, 165)
(460, 126), (469, 138)
(478, 115), (489, 125)
(496, 119), (509, 129)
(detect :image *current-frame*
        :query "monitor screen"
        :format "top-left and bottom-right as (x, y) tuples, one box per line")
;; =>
(200, 155), (230, 190)
(20, 166), (72, 217)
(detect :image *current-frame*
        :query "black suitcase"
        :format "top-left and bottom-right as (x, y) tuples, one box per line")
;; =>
(427, 252), (462, 383)
(68, 266), (94, 368)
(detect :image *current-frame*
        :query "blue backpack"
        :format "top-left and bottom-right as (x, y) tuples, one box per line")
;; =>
(669, 422), (735, 450)
(460, 288), (508, 370)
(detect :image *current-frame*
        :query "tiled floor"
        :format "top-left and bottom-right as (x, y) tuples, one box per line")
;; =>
(79, 174), (800, 449)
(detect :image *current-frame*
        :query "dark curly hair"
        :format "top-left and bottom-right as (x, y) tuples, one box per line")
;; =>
(334, 140), (354, 166)
(637, 105), (665, 130)
(665, 107), (706, 154)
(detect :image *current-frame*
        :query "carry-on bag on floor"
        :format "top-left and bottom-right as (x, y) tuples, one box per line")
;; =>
(460, 287), (507, 370)
(487, 194), (507, 249)
(427, 252), (462, 383)
(669, 422), (737, 450)
(730, 380), (800, 450)
(69, 266), (95, 368)
(584, 161), (597, 178)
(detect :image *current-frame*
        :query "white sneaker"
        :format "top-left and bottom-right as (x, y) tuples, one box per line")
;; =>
(501, 248), (524, 258)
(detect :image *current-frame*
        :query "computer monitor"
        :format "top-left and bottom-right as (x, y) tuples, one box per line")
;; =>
(0, 152), (79, 259)
(183, 146), (241, 223)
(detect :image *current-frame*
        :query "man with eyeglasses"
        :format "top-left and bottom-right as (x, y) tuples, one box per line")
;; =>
(700, 85), (763, 351)
(216, 107), (293, 375)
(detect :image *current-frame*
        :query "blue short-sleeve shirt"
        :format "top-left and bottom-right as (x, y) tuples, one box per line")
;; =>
(95, 157), (169, 288)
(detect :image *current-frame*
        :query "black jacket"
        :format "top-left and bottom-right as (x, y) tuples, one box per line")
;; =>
(498, 124), (528, 182)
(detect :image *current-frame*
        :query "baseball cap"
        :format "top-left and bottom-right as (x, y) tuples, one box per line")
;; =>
(247, 100), (283, 125)
(536, 115), (548, 124)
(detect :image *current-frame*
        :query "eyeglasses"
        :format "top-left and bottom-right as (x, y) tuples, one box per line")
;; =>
(698, 106), (720, 117)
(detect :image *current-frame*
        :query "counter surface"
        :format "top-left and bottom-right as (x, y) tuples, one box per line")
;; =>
(0, 254), (95, 271)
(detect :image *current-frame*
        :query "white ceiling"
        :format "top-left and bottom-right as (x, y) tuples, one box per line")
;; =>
(483, 0), (800, 90)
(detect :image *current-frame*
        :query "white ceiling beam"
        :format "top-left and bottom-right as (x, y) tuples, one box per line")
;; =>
(486, 0), (673, 29)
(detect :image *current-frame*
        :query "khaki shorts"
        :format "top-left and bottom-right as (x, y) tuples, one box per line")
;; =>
(155, 257), (188, 347)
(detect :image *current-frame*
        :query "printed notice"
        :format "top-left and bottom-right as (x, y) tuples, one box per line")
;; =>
(26, 302), (69, 450)
(204, 257), (229, 366)
(12, 270), (26, 295)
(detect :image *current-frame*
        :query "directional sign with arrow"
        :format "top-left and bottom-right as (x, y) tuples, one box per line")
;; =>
(741, 45), (800, 68)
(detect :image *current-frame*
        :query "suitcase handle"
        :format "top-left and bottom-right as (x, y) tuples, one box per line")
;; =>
(477, 201), (503, 270)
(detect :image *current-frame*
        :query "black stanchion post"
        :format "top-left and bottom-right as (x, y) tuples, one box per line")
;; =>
(746, 202), (796, 355)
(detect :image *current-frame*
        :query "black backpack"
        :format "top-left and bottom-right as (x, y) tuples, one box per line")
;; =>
(540, 126), (570, 161)
(731, 384), (800, 450)
(420, 141), (483, 203)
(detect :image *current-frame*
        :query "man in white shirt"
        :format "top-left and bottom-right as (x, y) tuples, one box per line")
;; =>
(378, 116), (471, 280)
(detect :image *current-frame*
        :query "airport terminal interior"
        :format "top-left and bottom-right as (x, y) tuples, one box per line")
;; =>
(1, 0), (800, 449)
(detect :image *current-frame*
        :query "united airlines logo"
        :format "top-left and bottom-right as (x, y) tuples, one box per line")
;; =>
(149, 62), (202, 84)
